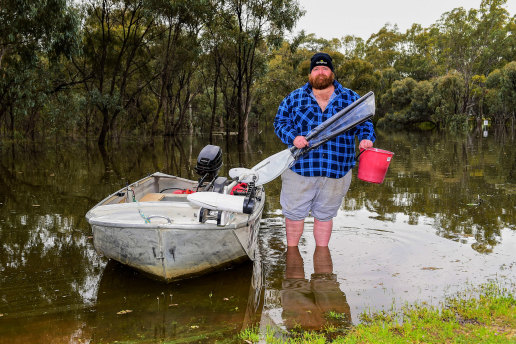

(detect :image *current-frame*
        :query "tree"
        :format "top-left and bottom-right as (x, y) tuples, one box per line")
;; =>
(486, 61), (516, 126)
(434, 0), (511, 116)
(341, 35), (366, 59)
(395, 24), (439, 81)
(74, 0), (158, 147)
(365, 24), (403, 70)
(337, 58), (377, 96)
(0, 0), (79, 139)
(430, 71), (466, 129)
(205, 0), (303, 143)
(147, 0), (210, 138)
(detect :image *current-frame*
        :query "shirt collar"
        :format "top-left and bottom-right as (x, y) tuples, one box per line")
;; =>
(304, 80), (342, 108)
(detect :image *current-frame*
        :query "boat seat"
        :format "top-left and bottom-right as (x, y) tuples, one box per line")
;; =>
(139, 193), (166, 202)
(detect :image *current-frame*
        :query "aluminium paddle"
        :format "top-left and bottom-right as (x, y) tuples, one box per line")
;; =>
(239, 91), (375, 186)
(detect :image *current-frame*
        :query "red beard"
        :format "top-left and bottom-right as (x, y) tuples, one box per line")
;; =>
(309, 73), (334, 90)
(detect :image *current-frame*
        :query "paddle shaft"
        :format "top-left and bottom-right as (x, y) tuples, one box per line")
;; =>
(290, 115), (372, 160)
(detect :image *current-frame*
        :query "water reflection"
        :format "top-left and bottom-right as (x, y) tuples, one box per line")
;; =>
(343, 129), (515, 253)
(93, 260), (264, 343)
(281, 246), (351, 331)
(0, 128), (514, 342)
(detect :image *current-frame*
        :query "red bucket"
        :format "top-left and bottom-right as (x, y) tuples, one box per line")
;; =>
(357, 148), (394, 184)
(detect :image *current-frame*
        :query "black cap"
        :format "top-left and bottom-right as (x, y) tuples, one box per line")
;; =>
(310, 52), (334, 72)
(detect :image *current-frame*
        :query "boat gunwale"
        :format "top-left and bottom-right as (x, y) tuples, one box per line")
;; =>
(89, 172), (194, 208)
(86, 172), (265, 230)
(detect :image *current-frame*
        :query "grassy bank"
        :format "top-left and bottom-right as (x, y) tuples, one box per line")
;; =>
(241, 282), (515, 343)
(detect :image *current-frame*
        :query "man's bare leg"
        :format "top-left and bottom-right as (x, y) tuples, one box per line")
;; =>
(285, 218), (304, 246)
(313, 218), (333, 247)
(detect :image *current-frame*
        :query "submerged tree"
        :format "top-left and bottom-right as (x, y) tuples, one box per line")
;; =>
(73, 0), (159, 147)
(486, 61), (516, 126)
(204, 0), (303, 143)
(0, 0), (79, 140)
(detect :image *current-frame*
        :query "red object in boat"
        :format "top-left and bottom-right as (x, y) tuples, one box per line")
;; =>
(231, 183), (248, 195)
(173, 189), (196, 194)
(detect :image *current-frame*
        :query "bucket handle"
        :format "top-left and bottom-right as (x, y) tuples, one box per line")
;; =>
(356, 148), (395, 161)
(356, 148), (367, 160)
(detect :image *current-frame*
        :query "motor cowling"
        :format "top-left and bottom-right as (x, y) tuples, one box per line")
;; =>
(195, 145), (222, 181)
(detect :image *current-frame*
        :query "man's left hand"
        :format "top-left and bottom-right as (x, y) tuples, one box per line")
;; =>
(359, 140), (373, 150)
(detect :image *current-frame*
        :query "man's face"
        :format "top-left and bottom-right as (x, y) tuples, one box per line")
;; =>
(309, 66), (334, 90)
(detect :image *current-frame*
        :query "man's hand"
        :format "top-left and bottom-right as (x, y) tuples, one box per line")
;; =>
(293, 136), (309, 149)
(359, 139), (373, 150)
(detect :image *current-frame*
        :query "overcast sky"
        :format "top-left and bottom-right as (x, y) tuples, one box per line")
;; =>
(293, 0), (516, 40)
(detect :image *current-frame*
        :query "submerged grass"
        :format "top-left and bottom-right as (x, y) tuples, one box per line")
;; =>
(243, 281), (515, 343)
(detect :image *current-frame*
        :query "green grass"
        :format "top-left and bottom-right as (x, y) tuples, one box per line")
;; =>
(243, 282), (516, 343)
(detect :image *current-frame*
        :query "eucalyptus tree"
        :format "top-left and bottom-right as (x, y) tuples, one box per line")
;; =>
(0, 0), (79, 140)
(198, 6), (231, 139)
(146, 0), (210, 138)
(204, 0), (303, 143)
(433, 0), (512, 116)
(341, 35), (366, 60)
(74, 0), (159, 147)
(252, 39), (310, 129)
(486, 61), (516, 126)
(336, 58), (377, 97)
(365, 24), (403, 71)
(429, 71), (466, 130)
(395, 24), (440, 81)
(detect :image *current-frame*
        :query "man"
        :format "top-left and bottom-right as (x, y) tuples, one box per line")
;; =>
(274, 52), (375, 247)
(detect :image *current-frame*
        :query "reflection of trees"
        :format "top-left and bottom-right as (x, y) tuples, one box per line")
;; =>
(0, 143), (105, 321)
(92, 260), (263, 343)
(163, 135), (219, 181)
(343, 129), (515, 252)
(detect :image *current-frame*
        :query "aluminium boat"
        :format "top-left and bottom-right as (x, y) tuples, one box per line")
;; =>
(85, 145), (265, 282)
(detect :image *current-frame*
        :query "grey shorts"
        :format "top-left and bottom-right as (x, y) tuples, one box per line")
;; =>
(280, 168), (352, 221)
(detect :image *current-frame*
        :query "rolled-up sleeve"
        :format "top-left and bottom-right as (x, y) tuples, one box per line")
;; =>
(354, 119), (376, 143)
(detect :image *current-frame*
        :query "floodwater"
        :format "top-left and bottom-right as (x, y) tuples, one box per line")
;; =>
(0, 127), (515, 343)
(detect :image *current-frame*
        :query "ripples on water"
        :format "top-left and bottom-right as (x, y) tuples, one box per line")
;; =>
(0, 128), (514, 342)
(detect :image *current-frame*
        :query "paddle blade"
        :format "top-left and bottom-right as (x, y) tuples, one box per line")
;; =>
(228, 168), (257, 183)
(308, 92), (375, 148)
(251, 148), (295, 186)
(187, 192), (247, 213)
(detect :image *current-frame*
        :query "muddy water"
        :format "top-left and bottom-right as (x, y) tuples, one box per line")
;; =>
(0, 128), (515, 343)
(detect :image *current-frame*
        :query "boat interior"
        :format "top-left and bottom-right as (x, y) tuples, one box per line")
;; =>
(87, 145), (263, 227)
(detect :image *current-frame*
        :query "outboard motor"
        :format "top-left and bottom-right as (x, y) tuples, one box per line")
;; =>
(195, 145), (222, 186)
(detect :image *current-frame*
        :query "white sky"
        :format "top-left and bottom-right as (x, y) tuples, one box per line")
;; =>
(294, 0), (516, 40)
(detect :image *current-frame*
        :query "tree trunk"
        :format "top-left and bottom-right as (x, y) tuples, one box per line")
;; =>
(209, 64), (219, 143)
(9, 105), (14, 141)
(98, 109), (109, 148)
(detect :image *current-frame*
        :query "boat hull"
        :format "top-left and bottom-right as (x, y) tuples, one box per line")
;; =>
(86, 172), (264, 282)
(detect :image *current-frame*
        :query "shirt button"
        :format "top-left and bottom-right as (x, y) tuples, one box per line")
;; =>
(322, 154), (327, 158)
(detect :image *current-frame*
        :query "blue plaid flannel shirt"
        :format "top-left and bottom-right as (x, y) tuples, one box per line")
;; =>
(274, 81), (376, 178)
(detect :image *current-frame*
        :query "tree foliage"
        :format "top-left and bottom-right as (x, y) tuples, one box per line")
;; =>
(0, 0), (514, 143)
(0, 0), (79, 139)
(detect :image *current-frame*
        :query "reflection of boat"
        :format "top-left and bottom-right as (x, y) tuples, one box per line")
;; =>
(85, 145), (265, 282)
(93, 259), (264, 343)
(281, 246), (351, 331)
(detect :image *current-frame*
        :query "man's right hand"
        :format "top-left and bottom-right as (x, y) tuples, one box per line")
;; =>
(293, 136), (309, 149)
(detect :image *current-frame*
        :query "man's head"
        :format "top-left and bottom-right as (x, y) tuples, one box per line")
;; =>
(310, 52), (334, 73)
(309, 52), (334, 90)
